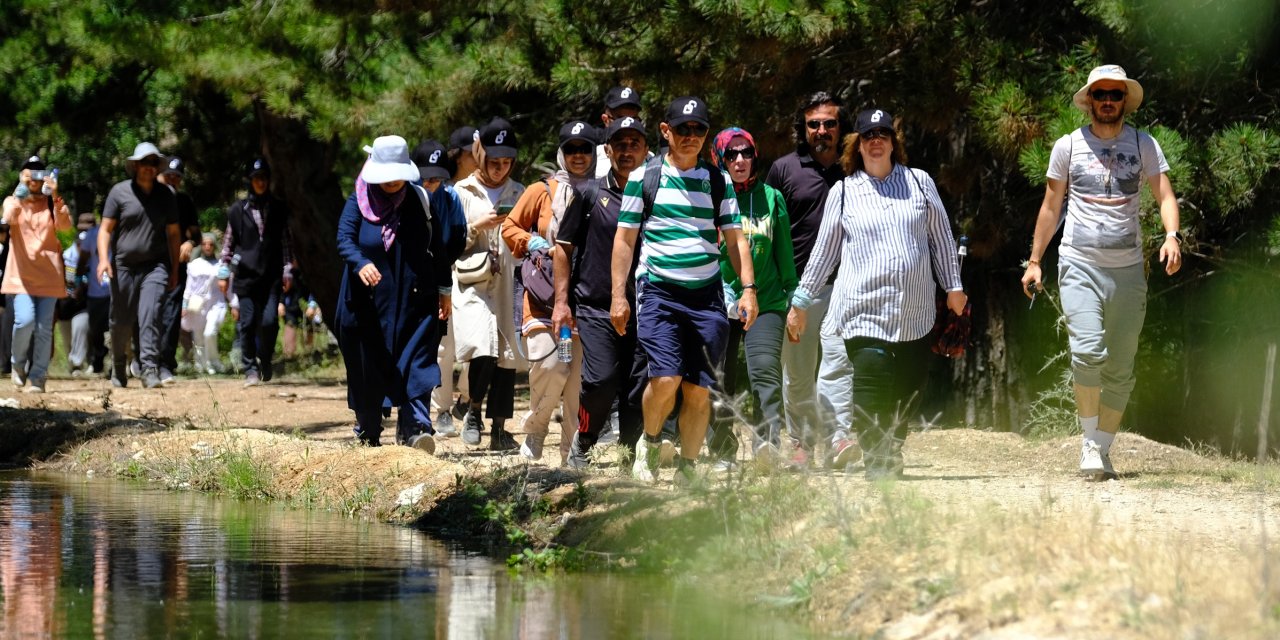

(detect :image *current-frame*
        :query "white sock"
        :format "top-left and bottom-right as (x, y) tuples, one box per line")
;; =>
(1093, 430), (1115, 455)
(1080, 415), (1099, 441)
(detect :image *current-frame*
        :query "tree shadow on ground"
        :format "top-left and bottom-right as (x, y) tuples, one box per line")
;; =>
(0, 408), (166, 469)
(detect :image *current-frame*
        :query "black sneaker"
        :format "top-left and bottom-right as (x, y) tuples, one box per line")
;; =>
(353, 426), (382, 447)
(565, 432), (591, 470)
(451, 398), (469, 420)
(111, 363), (128, 388)
(489, 427), (519, 452)
(143, 368), (162, 389)
(261, 361), (273, 382)
(461, 409), (483, 446)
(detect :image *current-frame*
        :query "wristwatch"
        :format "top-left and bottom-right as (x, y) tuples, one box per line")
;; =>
(1166, 231), (1184, 244)
(741, 283), (758, 291)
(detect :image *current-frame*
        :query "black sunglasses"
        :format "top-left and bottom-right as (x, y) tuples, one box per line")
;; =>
(138, 157), (162, 168)
(1090, 89), (1126, 103)
(673, 122), (709, 137)
(806, 119), (839, 131)
(724, 147), (755, 162)
(862, 129), (893, 140)
(562, 142), (594, 156)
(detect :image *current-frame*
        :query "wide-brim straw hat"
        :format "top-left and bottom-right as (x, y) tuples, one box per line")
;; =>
(1072, 64), (1144, 115)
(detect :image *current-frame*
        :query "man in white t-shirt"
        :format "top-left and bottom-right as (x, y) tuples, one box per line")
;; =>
(1021, 64), (1182, 481)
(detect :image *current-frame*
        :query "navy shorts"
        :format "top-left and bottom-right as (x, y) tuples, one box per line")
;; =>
(636, 276), (729, 388)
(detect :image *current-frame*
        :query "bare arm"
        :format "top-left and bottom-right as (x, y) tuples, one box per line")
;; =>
(96, 218), (116, 282)
(1150, 172), (1181, 275)
(166, 223), (181, 290)
(721, 227), (757, 331)
(610, 226), (640, 336)
(1020, 177), (1066, 298)
(551, 244), (574, 336)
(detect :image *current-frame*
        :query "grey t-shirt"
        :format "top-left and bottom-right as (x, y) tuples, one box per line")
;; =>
(102, 179), (177, 267)
(1048, 125), (1169, 268)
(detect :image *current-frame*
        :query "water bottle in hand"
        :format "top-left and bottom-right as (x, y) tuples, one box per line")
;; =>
(557, 326), (573, 364)
(41, 169), (58, 196)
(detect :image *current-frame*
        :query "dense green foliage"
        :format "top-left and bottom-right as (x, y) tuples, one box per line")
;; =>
(3, 0), (1278, 447)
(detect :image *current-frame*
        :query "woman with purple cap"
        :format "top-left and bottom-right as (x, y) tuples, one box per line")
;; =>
(334, 135), (452, 452)
(788, 108), (966, 480)
(707, 127), (797, 470)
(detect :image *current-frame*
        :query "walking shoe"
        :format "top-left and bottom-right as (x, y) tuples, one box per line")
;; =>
(129, 360), (141, 378)
(112, 363), (128, 388)
(632, 437), (661, 483)
(673, 460), (708, 490)
(710, 458), (737, 474)
(786, 446), (811, 470)
(1079, 440), (1105, 476)
(435, 412), (457, 437)
(143, 368), (162, 389)
(519, 434), (545, 461)
(159, 368), (176, 386)
(657, 438), (677, 468)
(11, 363), (26, 387)
(1100, 451), (1117, 480)
(753, 442), (781, 469)
(261, 361), (273, 382)
(489, 427), (519, 452)
(407, 433), (436, 455)
(829, 438), (861, 470)
(23, 381), (45, 394)
(461, 410), (483, 446)
(451, 398), (469, 420)
(354, 426), (382, 447)
(243, 371), (261, 388)
(565, 432), (591, 470)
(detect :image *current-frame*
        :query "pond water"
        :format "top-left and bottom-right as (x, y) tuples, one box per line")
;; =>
(0, 471), (810, 639)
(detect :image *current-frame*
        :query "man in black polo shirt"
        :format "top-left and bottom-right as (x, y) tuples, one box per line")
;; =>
(217, 158), (292, 387)
(767, 91), (857, 469)
(97, 142), (182, 389)
(554, 116), (650, 468)
(156, 157), (202, 383)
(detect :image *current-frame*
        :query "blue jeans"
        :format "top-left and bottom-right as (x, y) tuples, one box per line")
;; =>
(11, 294), (57, 384)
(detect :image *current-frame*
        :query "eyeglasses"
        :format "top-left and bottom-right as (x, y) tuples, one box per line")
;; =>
(862, 129), (893, 140)
(562, 142), (594, 156)
(724, 147), (755, 162)
(1090, 89), (1126, 103)
(673, 123), (709, 138)
(806, 119), (839, 131)
(138, 157), (162, 168)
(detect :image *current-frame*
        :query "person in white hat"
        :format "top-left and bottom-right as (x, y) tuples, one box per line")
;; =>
(334, 135), (449, 454)
(97, 142), (181, 389)
(1020, 64), (1183, 481)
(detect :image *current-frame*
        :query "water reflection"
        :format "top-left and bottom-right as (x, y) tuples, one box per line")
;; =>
(0, 472), (807, 639)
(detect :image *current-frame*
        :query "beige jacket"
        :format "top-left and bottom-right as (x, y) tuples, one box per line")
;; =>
(451, 176), (528, 371)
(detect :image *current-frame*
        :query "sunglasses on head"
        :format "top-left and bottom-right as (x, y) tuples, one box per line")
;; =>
(806, 119), (839, 131)
(562, 142), (594, 156)
(1090, 89), (1126, 103)
(861, 129), (893, 140)
(673, 122), (709, 137)
(724, 147), (755, 162)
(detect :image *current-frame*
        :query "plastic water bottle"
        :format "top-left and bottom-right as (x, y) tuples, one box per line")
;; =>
(41, 168), (58, 196)
(556, 326), (573, 364)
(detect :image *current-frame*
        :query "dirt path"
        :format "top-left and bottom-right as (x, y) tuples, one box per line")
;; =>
(4, 375), (1278, 638)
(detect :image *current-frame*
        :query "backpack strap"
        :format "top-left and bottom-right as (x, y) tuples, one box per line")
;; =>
(640, 152), (725, 225)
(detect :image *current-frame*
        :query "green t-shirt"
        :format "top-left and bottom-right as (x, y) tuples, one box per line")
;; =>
(719, 180), (797, 313)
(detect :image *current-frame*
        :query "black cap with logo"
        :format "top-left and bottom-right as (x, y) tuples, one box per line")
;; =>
(448, 126), (477, 152)
(411, 140), (452, 181)
(854, 108), (896, 136)
(163, 157), (185, 177)
(605, 116), (646, 142)
(246, 158), (270, 178)
(604, 86), (642, 110)
(665, 96), (710, 127)
(477, 117), (518, 159)
(558, 121), (597, 147)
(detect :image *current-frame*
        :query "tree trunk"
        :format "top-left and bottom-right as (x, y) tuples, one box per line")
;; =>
(256, 104), (345, 330)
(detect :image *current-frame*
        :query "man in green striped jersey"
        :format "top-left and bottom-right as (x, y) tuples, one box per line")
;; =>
(610, 96), (759, 486)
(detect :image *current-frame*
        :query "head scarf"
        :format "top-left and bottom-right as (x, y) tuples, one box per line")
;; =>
(355, 172), (407, 251)
(546, 145), (597, 242)
(471, 138), (515, 189)
(711, 127), (758, 193)
(199, 232), (219, 262)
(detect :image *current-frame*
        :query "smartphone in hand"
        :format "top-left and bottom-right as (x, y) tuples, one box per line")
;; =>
(496, 203), (515, 217)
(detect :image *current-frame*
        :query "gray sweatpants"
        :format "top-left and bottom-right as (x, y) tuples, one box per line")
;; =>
(110, 262), (169, 371)
(1059, 257), (1147, 412)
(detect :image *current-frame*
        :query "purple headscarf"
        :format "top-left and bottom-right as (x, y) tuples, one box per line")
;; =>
(355, 173), (408, 251)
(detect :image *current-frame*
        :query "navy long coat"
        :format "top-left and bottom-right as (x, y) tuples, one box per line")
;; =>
(334, 186), (452, 413)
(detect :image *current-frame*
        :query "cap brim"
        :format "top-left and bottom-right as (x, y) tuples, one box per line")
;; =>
(362, 160), (421, 185)
(608, 126), (646, 141)
(418, 166), (451, 181)
(560, 135), (596, 147)
(667, 115), (709, 128)
(606, 99), (641, 110)
(485, 146), (518, 159)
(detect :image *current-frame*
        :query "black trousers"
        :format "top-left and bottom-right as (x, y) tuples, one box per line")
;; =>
(0, 294), (12, 374)
(466, 355), (515, 420)
(157, 277), (186, 372)
(87, 295), (110, 372)
(844, 336), (931, 459)
(575, 312), (646, 452)
(236, 288), (280, 376)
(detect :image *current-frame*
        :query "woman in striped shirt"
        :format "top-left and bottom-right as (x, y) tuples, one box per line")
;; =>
(787, 108), (966, 480)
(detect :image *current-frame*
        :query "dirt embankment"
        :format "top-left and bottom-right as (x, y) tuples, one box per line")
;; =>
(5, 376), (1280, 639)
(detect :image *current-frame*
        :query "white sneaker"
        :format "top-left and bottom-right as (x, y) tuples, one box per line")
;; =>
(23, 383), (45, 394)
(520, 434), (545, 461)
(632, 437), (658, 483)
(1079, 440), (1104, 476)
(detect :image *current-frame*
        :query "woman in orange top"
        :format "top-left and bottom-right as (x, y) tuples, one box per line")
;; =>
(1, 157), (73, 393)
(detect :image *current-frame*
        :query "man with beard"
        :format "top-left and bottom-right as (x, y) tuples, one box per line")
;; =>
(1021, 65), (1181, 481)
(770, 92), (857, 469)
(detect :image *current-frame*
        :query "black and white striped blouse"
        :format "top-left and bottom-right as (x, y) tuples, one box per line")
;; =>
(797, 163), (963, 342)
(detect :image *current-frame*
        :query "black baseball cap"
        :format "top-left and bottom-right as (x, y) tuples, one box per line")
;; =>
(665, 96), (710, 128)
(411, 140), (451, 181)
(163, 157), (185, 177)
(605, 115), (646, 142)
(20, 155), (45, 171)
(246, 158), (270, 178)
(558, 121), (597, 147)
(604, 86), (642, 110)
(855, 108), (896, 136)
(477, 117), (518, 158)
(448, 126), (477, 152)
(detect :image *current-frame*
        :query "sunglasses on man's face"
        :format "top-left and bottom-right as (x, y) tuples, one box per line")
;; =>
(138, 157), (162, 168)
(562, 143), (594, 156)
(724, 147), (755, 162)
(673, 123), (709, 138)
(1090, 89), (1126, 103)
(862, 129), (893, 141)
(806, 119), (839, 131)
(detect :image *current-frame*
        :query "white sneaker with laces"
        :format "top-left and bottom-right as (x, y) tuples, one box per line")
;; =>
(632, 437), (657, 482)
(520, 434), (545, 461)
(1079, 439), (1104, 476)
